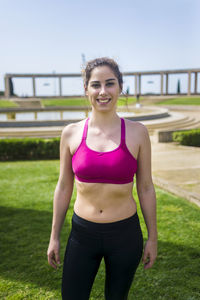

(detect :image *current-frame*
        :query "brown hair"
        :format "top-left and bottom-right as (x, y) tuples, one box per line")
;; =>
(83, 57), (123, 90)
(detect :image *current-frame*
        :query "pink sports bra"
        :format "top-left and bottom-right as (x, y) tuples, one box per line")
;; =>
(72, 118), (137, 184)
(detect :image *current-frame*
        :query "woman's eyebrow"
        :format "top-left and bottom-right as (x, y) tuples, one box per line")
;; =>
(106, 78), (116, 82)
(90, 78), (116, 83)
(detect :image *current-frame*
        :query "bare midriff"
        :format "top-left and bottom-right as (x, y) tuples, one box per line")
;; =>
(73, 180), (137, 223)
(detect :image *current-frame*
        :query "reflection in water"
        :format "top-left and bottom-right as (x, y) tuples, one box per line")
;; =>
(0, 110), (135, 122)
(16, 112), (35, 121)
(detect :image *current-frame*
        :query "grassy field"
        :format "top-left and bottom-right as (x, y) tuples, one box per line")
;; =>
(1, 96), (200, 109)
(157, 97), (200, 105)
(41, 97), (137, 107)
(0, 100), (18, 108)
(0, 160), (200, 299)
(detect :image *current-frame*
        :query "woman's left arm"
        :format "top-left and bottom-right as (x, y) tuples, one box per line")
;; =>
(135, 124), (157, 270)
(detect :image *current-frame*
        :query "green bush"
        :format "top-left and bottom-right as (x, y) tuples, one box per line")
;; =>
(172, 129), (200, 147)
(0, 137), (60, 161)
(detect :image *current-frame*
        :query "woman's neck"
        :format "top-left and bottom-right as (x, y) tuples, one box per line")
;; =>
(89, 110), (120, 129)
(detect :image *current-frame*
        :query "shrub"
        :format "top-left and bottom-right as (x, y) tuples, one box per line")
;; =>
(0, 137), (60, 161)
(172, 129), (200, 147)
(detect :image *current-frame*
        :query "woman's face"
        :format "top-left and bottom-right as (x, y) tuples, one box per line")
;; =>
(85, 66), (122, 112)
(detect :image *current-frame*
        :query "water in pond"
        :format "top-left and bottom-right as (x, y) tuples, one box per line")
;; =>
(0, 110), (135, 122)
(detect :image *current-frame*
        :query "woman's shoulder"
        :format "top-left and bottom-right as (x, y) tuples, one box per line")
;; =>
(61, 119), (87, 139)
(124, 118), (148, 137)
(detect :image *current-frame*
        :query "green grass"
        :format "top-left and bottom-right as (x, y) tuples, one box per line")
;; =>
(0, 100), (18, 108)
(41, 98), (90, 107)
(0, 160), (200, 299)
(41, 97), (136, 107)
(1, 96), (200, 109)
(157, 97), (200, 105)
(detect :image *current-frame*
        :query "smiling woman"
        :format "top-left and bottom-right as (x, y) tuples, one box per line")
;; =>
(47, 57), (157, 300)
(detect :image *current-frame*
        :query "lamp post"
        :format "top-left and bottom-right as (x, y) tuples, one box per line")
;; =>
(135, 93), (141, 108)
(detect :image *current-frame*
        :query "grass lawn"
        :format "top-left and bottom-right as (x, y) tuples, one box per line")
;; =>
(1, 96), (200, 109)
(157, 97), (200, 105)
(0, 100), (18, 108)
(41, 97), (137, 107)
(0, 160), (200, 299)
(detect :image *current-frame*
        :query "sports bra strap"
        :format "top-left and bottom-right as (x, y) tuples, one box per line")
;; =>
(82, 118), (89, 140)
(121, 118), (126, 142)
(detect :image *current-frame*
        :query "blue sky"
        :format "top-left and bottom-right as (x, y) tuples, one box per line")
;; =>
(0, 0), (200, 96)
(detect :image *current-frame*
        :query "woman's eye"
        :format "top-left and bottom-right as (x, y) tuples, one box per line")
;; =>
(91, 82), (114, 88)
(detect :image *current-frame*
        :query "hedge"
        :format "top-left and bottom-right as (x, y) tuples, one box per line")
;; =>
(0, 138), (60, 161)
(172, 129), (200, 147)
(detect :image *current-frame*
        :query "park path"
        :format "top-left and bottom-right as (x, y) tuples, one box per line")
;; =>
(151, 132), (200, 207)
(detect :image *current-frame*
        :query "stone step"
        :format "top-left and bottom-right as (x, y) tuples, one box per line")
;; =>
(148, 117), (200, 135)
(149, 117), (195, 130)
(0, 127), (63, 138)
(14, 98), (42, 108)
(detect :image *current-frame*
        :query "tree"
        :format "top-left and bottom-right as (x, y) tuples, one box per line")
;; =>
(126, 86), (130, 95)
(177, 79), (181, 94)
(9, 78), (14, 96)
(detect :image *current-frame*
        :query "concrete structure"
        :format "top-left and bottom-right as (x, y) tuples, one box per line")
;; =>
(4, 68), (200, 98)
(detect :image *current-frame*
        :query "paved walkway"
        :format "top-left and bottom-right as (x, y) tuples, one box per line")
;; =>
(151, 136), (200, 207)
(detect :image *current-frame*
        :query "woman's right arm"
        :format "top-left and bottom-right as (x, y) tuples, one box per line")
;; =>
(47, 125), (74, 269)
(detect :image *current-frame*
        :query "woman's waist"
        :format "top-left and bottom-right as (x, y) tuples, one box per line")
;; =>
(74, 196), (137, 224)
(75, 180), (134, 199)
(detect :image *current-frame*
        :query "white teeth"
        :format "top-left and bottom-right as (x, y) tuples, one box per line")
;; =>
(98, 99), (110, 103)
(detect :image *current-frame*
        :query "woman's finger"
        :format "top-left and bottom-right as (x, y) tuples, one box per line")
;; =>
(55, 250), (60, 265)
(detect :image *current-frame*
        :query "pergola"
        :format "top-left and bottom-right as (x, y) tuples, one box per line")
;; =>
(4, 68), (200, 98)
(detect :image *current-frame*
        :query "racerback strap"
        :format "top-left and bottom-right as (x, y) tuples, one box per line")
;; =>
(121, 118), (126, 143)
(82, 118), (89, 140)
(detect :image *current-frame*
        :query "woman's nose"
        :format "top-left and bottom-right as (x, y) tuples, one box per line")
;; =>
(99, 85), (107, 95)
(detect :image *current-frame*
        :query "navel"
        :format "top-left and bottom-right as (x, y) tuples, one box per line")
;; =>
(99, 210), (103, 213)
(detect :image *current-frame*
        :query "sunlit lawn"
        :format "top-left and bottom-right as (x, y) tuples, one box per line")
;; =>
(157, 97), (200, 105)
(1, 96), (200, 109)
(41, 97), (137, 107)
(0, 160), (200, 299)
(0, 100), (18, 108)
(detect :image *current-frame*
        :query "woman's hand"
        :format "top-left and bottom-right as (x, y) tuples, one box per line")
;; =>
(47, 239), (61, 269)
(142, 239), (157, 270)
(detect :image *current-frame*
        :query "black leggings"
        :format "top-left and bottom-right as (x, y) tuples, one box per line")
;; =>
(62, 211), (143, 300)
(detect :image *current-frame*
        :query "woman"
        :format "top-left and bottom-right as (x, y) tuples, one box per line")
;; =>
(47, 57), (157, 300)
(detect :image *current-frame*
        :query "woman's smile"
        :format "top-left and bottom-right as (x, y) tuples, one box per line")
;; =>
(96, 98), (111, 104)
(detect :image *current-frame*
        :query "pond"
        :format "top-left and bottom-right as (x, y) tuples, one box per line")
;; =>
(0, 110), (137, 122)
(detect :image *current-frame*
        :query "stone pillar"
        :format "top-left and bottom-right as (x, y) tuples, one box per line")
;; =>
(4, 75), (11, 98)
(134, 75), (137, 97)
(32, 77), (36, 97)
(194, 72), (198, 94)
(59, 77), (62, 96)
(165, 73), (169, 95)
(160, 73), (164, 95)
(138, 74), (141, 95)
(188, 71), (191, 96)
